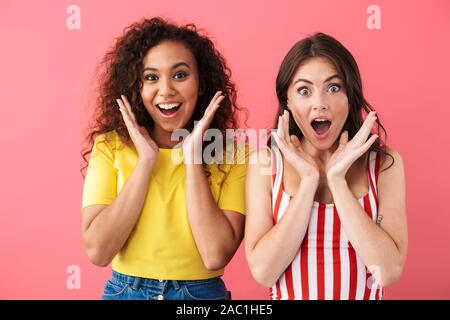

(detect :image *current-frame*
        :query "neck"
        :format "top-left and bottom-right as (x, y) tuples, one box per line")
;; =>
(300, 137), (339, 164)
(151, 125), (179, 149)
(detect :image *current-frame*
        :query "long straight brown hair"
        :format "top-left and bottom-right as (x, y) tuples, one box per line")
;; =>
(274, 32), (393, 168)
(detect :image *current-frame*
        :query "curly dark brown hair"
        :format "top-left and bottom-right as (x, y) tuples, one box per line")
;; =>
(81, 17), (246, 177)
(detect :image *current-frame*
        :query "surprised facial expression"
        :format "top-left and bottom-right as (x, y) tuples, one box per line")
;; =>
(140, 40), (200, 134)
(287, 57), (349, 150)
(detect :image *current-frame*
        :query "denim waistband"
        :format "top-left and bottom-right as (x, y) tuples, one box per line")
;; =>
(111, 270), (220, 290)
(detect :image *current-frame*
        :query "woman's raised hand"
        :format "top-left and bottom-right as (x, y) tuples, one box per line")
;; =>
(326, 111), (379, 180)
(182, 91), (224, 164)
(116, 95), (159, 161)
(273, 110), (320, 181)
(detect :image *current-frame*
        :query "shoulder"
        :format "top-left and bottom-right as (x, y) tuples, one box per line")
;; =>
(232, 141), (251, 165)
(247, 146), (274, 188)
(378, 147), (404, 173)
(213, 141), (250, 170)
(95, 130), (121, 143)
(248, 146), (273, 168)
(373, 147), (405, 190)
(246, 147), (273, 202)
(205, 142), (248, 182)
(91, 130), (123, 158)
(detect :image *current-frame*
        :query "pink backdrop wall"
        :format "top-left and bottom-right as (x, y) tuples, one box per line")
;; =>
(0, 0), (449, 299)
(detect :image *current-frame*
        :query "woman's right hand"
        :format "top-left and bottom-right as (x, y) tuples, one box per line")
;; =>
(116, 95), (159, 162)
(273, 110), (319, 181)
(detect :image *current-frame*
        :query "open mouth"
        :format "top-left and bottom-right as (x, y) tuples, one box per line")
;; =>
(157, 103), (181, 117)
(311, 119), (332, 136)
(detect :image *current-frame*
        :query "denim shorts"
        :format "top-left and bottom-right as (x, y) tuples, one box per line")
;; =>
(101, 270), (232, 300)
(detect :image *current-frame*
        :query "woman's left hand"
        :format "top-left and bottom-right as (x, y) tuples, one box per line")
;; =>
(183, 91), (225, 164)
(326, 111), (379, 181)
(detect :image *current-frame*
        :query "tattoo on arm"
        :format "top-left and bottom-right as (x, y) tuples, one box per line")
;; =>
(376, 214), (383, 225)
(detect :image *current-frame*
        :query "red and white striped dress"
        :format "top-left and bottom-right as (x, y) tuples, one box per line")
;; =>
(270, 146), (384, 300)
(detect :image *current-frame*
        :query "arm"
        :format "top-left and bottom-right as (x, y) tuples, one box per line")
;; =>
(185, 163), (245, 271)
(245, 148), (318, 287)
(328, 149), (407, 287)
(182, 91), (244, 271)
(82, 158), (155, 267)
(82, 95), (159, 267)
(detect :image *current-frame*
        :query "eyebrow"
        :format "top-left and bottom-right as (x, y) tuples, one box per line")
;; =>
(143, 62), (190, 72)
(293, 74), (341, 85)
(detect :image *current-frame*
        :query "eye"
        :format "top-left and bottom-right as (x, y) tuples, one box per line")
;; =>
(173, 71), (187, 79)
(145, 74), (158, 81)
(297, 87), (310, 96)
(328, 84), (341, 93)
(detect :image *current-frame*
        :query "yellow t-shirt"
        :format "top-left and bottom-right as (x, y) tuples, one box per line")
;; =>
(81, 130), (247, 280)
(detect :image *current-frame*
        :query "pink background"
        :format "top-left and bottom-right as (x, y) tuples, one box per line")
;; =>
(0, 0), (449, 299)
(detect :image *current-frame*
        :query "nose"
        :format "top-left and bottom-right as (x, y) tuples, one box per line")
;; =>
(312, 104), (329, 111)
(311, 92), (329, 111)
(158, 77), (176, 97)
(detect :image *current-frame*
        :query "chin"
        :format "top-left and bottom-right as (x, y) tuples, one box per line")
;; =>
(312, 142), (333, 151)
(307, 135), (337, 151)
(160, 123), (183, 133)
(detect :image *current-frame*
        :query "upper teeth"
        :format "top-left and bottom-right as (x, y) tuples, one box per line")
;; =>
(314, 119), (328, 122)
(158, 103), (181, 110)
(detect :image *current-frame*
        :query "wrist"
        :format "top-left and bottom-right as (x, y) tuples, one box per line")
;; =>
(297, 176), (319, 193)
(300, 172), (320, 184)
(327, 176), (348, 192)
(185, 162), (204, 170)
(185, 162), (206, 182)
(137, 156), (156, 170)
(183, 148), (204, 165)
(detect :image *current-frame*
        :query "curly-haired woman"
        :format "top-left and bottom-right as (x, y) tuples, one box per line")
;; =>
(81, 17), (247, 300)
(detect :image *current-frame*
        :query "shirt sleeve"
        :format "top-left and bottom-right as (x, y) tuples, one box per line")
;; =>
(217, 145), (248, 215)
(81, 133), (118, 211)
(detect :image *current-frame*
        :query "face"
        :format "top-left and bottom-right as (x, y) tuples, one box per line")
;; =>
(140, 40), (200, 134)
(286, 57), (349, 151)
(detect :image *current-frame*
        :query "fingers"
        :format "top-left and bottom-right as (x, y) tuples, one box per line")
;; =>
(273, 131), (290, 159)
(208, 94), (224, 117)
(191, 91), (225, 141)
(272, 130), (281, 148)
(276, 115), (286, 151)
(359, 133), (379, 154)
(116, 98), (135, 132)
(283, 110), (291, 145)
(275, 110), (302, 157)
(349, 133), (378, 162)
(353, 111), (377, 145)
(202, 91), (224, 124)
(290, 134), (303, 151)
(277, 110), (290, 144)
(120, 95), (138, 123)
(274, 116), (288, 151)
(338, 130), (348, 150)
(205, 91), (224, 114)
(276, 116), (283, 143)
